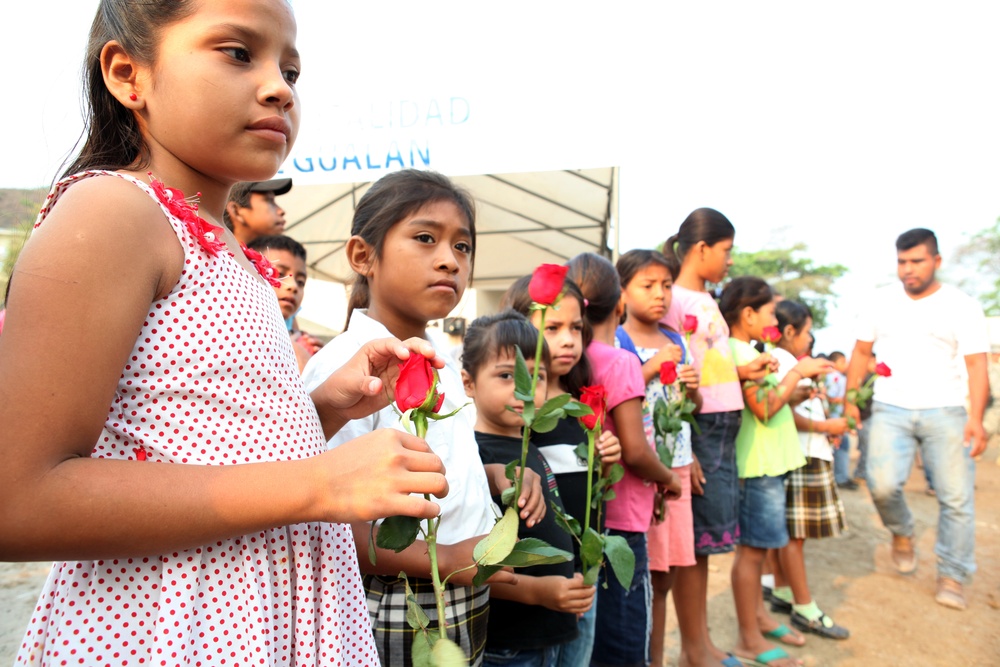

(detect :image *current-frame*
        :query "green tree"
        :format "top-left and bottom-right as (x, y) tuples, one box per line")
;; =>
(724, 243), (848, 329)
(953, 217), (1000, 316)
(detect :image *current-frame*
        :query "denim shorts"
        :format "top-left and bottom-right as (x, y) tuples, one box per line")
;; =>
(590, 530), (650, 667)
(690, 410), (742, 555)
(738, 474), (790, 549)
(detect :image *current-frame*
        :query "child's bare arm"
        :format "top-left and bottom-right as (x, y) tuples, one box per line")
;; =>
(0, 180), (446, 561)
(488, 572), (595, 614)
(354, 524), (516, 587)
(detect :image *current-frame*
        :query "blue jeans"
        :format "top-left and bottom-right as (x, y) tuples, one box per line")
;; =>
(591, 530), (650, 667)
(554, 595), (596, 667)
(484, 646), (559, 667)
(866, 402), (976, 582)
(833, 433), (852, 484)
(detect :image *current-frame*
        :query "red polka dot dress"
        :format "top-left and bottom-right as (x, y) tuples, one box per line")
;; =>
(16, 172), (378, 667)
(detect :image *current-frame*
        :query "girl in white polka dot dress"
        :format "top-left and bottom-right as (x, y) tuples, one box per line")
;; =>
(0, 2), (450, 666)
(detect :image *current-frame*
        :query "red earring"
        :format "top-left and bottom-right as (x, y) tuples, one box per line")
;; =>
(129, 93), (138, 101)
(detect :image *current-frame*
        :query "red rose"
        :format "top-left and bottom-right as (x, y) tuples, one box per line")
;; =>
(683, 315), (698, 334)
(579, 385), (607, 432)
(528, 264), (569, 306)
(761, 326), (781, 344)
(659, 360), (678, 385)
(395, 354), (444, 413)
(875, 362), (892, 378)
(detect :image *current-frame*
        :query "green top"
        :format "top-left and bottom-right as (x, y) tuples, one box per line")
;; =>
(728, 338), (806, 479)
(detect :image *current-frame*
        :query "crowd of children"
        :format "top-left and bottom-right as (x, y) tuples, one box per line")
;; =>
(0, 2), (862, 666)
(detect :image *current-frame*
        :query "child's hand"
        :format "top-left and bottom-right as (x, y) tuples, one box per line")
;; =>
(491, 466), (547, 528)
(320, 428), (448, 523)
(738, 355), (772, 382)
(536, 573), (595, 615)
(678, 364), (699, 392)
(825, 417), (849, 437)
(690, 455), (705, 496)
(793, 356), (835, 380)
(312, 337), (444, 422)
(439, 535), (517, 587)
(597, 430), (622, 466)
(659, 471), (682, 500)
(650, 343), (683, 368)
(788, 384), (812, 406)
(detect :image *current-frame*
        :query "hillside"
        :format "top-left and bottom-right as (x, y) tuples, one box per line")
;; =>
(0, 188), (48, 229)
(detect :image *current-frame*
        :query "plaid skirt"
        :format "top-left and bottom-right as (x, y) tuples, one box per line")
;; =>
(785, 457), (847, 539)
(364, 574), (489, 667)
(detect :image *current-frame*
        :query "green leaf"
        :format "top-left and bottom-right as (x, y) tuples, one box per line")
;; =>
(376, 515), (422, 552)
(472, 563), (503, 587)
(551, 501), (581, 538)
(603, 534), (636, 590)
(431, 636), (469, 666)
(602, 488), (616, 503)
(607, 462), (625, 484)
(562, 401), (593, 418)
(404, 575), (431, 631)
(472, 506), (518, 565)
(500, 486), (516, 508)
(504, 459), (519, 482)
(583, 562), (602, 586)
(580, 527), (604, 569)
(513, 346), (533, 400)
(531, 413), (561, 433)
(495, 538), (572, 567)
(536, 393), (571, 416)
(368, 523), (378, 566)
(412, 630), (433, 667)
(574, 442), (589, 462)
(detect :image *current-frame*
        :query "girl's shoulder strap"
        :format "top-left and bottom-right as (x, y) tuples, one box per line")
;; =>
(36, 170), (171, 229)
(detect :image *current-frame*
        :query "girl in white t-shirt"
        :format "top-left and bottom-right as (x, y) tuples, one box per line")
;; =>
(769, 300), (850, 641)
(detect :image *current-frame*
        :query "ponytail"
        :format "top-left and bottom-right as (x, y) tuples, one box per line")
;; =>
(670, 208), (735, 262)
(663, 234), (681, 263)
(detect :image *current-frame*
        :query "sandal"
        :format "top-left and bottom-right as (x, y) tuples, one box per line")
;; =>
(763, 623), (805, 646)
(733, 646), (800, 666)
(790, 610), (850, 640)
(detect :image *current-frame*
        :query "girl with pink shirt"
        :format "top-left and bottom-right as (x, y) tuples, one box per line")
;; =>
(661, 209), (772, 667)
(567, 252), (681, 667)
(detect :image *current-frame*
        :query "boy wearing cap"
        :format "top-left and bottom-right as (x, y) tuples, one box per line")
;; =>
(224, 178), (293, 245)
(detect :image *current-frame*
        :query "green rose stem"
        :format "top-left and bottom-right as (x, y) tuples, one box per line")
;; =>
(409, 409), (449, 644)
(515, 306), (548, 501)
(583, 426), (597, 535)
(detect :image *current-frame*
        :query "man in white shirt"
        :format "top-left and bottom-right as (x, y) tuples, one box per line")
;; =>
(846, 228), (989, 611)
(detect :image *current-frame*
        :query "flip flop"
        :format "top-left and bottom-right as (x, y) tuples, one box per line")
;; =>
(722, 654), (743, 667)
(764, 623), (805, 647)
(734, 646), (799, 666)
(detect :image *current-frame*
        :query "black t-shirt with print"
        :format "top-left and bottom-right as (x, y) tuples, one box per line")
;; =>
(475, 431), (578, 650)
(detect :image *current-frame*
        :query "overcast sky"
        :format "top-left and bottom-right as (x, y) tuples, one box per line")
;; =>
(4, 1), (999, 351)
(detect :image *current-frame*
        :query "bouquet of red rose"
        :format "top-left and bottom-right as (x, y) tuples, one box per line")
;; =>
(846, 362), (892, 429)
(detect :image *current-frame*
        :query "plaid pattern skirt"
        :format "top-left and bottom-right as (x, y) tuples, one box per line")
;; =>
(785, 457), (847, 539)
(364, 574), (489, 667)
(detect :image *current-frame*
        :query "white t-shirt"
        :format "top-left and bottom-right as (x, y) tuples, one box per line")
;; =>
(856, 283), (989, 410)
(773, 347), (833, 461)
(302, 310), (497, 545)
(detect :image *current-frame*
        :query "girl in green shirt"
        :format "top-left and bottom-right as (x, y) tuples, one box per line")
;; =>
(720, 277), (832, 667)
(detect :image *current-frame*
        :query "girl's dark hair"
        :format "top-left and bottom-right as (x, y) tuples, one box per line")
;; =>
(346, 169), (476, 327)
(461, 309), (550, 380)
(775, 299), (812, 335)
(565, 253), (621, 326)
(64, 0), (198, 178)
(501, 274), (592, 398)
(718, 276), (773, 327)
(615, 249), (677, 287)
(664, 207), (735, 263)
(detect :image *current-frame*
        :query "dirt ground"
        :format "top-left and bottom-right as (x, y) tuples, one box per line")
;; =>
(2, 442), (998, 666)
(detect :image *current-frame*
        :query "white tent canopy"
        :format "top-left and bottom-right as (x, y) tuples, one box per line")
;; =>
(279, 167), (618, 292)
